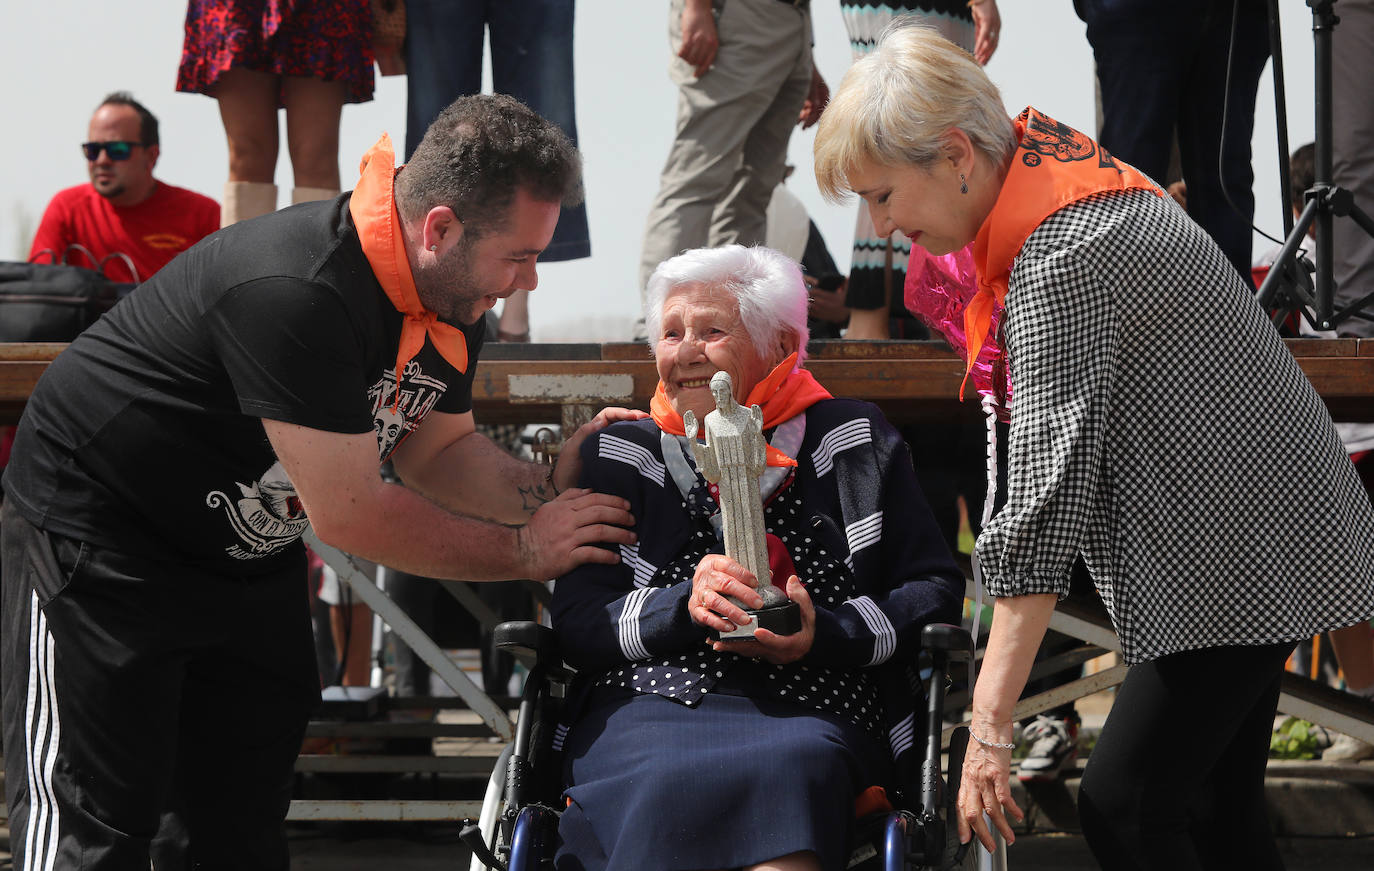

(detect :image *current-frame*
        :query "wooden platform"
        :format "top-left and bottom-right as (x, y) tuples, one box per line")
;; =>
(3, 338), (1373, 425)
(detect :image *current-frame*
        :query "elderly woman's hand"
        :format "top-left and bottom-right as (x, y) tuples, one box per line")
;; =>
(713, 575), (816, 665)
(956, 715), (1023, 853)
(689, 554), (766, 633)
(969, 0), (1001, 65)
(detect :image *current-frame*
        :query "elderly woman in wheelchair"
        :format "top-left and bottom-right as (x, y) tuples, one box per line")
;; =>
(545, 244), (966, 871)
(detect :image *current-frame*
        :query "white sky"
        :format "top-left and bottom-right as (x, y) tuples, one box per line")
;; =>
(0, 1), (1318, 341)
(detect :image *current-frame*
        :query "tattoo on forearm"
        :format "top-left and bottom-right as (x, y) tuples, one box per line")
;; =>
(517, 479), (556, 512)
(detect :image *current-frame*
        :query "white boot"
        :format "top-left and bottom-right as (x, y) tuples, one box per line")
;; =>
(291, 186), (341, 205)
(221, 181), (279, 227)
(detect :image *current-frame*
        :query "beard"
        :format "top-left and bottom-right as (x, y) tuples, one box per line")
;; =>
(414, 235), (489, 324)
(91, 176), (125, 200)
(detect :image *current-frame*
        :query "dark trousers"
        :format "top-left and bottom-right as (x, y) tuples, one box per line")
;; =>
(1077, 641), (1293, 871)
(1081, 0), (1271, 287)
(0, 502), (321, 870)
(403, 0), (590, 262)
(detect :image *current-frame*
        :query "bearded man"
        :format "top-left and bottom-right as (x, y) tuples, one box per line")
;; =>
(1, 94), (638, 870)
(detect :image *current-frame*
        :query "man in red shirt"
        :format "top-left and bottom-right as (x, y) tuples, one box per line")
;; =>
(29, 92), (220, 284)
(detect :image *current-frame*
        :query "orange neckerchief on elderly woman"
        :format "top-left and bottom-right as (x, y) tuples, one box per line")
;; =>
(649, 353), (832, 468)
(349, 133), (470, 410)
(961, 107), (1163, 398)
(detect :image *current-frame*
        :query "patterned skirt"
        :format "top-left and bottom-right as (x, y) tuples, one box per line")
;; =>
(839, 2), (973, 324)
(177, 0), (375, 105)
(555, 688), (890, 871)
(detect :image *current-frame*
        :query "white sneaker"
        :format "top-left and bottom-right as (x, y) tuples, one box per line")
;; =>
(1323, 732), (1374, 762)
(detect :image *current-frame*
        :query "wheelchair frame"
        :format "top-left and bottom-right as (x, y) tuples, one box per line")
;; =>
(461, 621), (1008, 871)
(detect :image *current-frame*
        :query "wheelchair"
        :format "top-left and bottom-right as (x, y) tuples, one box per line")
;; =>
(460, 620), (1008, 871)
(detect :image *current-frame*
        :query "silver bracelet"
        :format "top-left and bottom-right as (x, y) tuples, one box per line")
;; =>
(969, 728), (1016, 750)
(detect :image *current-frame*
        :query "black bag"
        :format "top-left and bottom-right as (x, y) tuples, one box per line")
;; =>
(0, 245), (139, 342)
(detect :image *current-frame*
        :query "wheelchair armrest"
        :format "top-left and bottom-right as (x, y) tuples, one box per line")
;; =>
(921, 623), (973, 662)
(494, 620), (559, 670)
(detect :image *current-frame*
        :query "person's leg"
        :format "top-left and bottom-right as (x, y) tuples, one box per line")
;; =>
(403, 0), (485, 158)
(1176, 0), (1270, 287)
(215, 67), (281, 225)
(489, 0), (591, 262)
(1077, 641), (1292, 871)
(214, 67), (281, 183)
(282, 76), (346, 192)
(386, 569), (437, 698)
(1331, 0), (1374, 335)
(639, 0), (809, 296)
(1080, 0), (1194, 184)
(1, 504), (187, 869)
(1329, 620), (1374, 691)
(1188, 645), (1290, 869)
(707, 4), (811, 248)
(177, 558), (321, 870)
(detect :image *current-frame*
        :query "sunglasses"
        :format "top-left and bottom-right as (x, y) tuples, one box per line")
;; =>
(81, 141), (144, 161)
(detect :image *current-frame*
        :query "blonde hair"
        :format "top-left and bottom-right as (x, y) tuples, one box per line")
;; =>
(814, 20), (1016, 201)
(644, 245), (809, 367)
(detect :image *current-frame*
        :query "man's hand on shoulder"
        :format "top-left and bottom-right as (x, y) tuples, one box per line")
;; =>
(515, 488), (637, 581)
(553, 406), (650, 493)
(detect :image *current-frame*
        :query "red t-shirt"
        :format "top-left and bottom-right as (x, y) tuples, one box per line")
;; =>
(29, 181), (220, 283)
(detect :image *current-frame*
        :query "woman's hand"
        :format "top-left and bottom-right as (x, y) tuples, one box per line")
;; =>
(688, 554), (765, 633)
(713, 575), (815, 665)
(969, 0), (1001, 65)
(956, 715), (1023, 853)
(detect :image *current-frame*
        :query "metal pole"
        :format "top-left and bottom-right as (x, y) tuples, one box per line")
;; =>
(305, 530), (515, 742)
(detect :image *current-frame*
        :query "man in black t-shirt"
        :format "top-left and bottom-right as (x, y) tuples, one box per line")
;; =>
(1, 95), (638, 870)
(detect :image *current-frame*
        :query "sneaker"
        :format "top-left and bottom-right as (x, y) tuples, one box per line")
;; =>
(1323, 732), (1374, 762)
(1017, 715), (1079, 782)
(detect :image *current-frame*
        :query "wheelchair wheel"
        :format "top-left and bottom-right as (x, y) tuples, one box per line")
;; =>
(468, 743), (514, 871)
(507, 805), (559, 871)
(879, 810), (1006, 871)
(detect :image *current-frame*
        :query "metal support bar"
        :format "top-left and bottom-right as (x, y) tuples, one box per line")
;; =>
(1278, 693), (1374, 745)
(439, 580), (504, 631)
(287, 800), (484, 822)
(294, 754), (498, 775)
(305, 530), (514, 742)
(945, 644), (1108, 711)
(943, 665), (1130, 748)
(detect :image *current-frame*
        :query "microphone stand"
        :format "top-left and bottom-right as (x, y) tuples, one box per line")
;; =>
(1256, 0), (1374, 332)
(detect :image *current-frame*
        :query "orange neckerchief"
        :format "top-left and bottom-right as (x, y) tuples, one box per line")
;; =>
(650, 353), (832, 468)
(350, 134), (470, 410)
(963, 107), (1163, 397)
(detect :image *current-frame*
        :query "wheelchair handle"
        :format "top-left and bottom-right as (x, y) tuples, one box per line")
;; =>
(921, 622), (973, 662)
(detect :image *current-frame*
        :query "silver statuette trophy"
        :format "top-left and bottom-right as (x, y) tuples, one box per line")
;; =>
(683, 372), (801, 639)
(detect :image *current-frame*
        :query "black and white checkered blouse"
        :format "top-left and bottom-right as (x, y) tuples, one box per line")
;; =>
(976, 188), (1374, 665)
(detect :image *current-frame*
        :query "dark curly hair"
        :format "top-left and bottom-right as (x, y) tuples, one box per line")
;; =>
(1289, 142), (1314, 213)
(395, 94), (583, 239)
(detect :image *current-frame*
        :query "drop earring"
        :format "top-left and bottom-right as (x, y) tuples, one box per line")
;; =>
(960, 174), (969, 195)
(429, 244), (438, 251)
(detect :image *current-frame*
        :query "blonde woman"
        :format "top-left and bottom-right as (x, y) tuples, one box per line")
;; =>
(814, 22), (1374, 871)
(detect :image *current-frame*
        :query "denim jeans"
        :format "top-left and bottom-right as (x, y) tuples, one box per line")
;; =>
(405, 0), (590, 261)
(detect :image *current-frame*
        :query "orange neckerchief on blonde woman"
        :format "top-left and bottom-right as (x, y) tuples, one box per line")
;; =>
(650, 353), (832, 468)
(350, 134), (470, 409)
(961, 107), (1163, 397)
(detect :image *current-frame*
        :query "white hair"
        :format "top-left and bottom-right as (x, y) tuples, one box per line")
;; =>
(643, 245), (810, 367)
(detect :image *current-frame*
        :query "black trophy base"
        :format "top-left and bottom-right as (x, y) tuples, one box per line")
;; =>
(710, 600), (802, 640)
